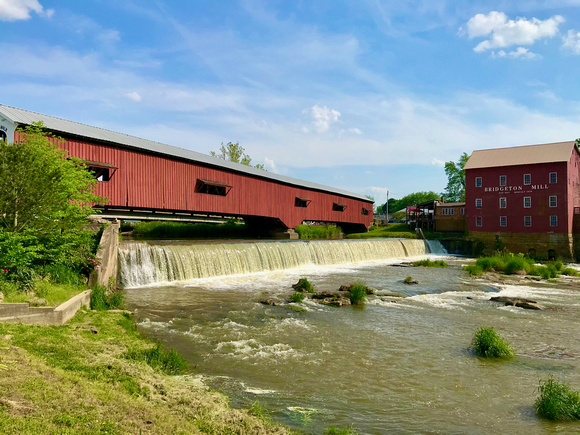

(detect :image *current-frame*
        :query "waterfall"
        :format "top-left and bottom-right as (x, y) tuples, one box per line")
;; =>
(118, 239), (447, 287)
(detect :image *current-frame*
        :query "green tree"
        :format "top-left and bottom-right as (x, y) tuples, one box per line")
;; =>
(211, 142), (265, 170)
(379, 191), (440, 214)
(0, 123), (106, 235)
(443, 152), (469, 202)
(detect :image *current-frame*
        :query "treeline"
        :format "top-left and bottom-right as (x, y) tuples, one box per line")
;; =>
(376, 191), (441, 215)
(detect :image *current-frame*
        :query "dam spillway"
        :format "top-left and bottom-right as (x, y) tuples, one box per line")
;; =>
(118, 238), (446, 288)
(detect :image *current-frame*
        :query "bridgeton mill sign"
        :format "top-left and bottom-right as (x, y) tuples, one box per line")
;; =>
(484, 184), (548, 193)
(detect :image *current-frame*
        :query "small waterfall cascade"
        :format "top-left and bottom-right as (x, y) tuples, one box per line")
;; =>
(119, 239), (447, 288)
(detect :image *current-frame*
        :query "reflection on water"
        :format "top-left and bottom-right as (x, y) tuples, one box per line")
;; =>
(124, 257), (580, 434)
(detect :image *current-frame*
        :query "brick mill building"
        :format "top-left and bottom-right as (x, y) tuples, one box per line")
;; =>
(464, 141), (580, 258)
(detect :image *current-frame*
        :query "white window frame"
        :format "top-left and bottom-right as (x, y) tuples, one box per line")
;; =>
(549, 172), (557, 184)
(499, 197), (507, 209)
(475, 198), (482, 209)
(549, 195), (557, 208)
(476, 216), (482, 227)
(475, 177), (482, 188)
(523, 196), (531, 208)
(524, 174), (531, 185)
(499, 175), (507, 186)
(550, 215), (558, 227)
(500, 216), (507, 227)
(524, 216), (532, 227)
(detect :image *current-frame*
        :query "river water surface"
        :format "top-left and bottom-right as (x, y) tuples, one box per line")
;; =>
(122, 241), (580, 434)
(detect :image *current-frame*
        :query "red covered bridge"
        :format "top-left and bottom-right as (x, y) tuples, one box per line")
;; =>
(0, 105), (373, 235)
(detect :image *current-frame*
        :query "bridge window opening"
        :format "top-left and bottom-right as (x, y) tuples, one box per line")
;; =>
(0, 130), (6, 142)
(362, 207), (370, 215)
(295, 197), (311, 208)
(333, 202), (347, 212)
(196, 179), (232, 196)
(86, 161), (117, 182)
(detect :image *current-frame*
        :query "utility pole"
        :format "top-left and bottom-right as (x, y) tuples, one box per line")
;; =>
(386, 189), (389, 223)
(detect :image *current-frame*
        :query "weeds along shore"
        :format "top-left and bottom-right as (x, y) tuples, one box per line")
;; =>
(0, 309), (289, 434)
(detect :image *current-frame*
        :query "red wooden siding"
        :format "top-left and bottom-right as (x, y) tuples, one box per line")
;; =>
(18, 132), (372, 229)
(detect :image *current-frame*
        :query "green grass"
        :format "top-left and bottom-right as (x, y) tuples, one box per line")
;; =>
(292, 277), (315, 293)
(289, 292), (305, 303)
(124, 343), (188, 375)
(90, 284), (125, 311)
(535, 377), (580, 421)
(295, 224), (342, 239)
(325, 426), (359, 435)
(349, 283), (367, 305)
(472, 327), (514, 359)
(131, 219), (249, 240)
(346, 223), (417, 239)
(286, 305), (307, 313)
(413, 259), (448, 268)
(0, 310), (288, 434)
(2, 280), (85, 306)
(248, 400), (271, 422)
(463, 253), (578, 279)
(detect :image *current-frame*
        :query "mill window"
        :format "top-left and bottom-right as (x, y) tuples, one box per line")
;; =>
(475, 216), (482, 227)
(549, 195), (557, 208)
(524, 216), (532, 227)
(499, 175), (507, 186)
(500, 216), (507, 227)
(524, 174), (531, 185)
(475, 177), (482, 187)
(549, 172), (557, 184)
(499, 197), (506, 209)
(524, 197), (531, 208)
(550, 215), (558, 227)
(475, 198), (482, 209)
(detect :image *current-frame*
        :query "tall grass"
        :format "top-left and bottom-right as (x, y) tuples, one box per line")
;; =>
(413, 259), (448, 268)
(535, 377), (580, 421)
(289, 292), (305, 303)
(124, 344), (188, 375)
(472, 327), (514, 358)
(349, 283), (367, 305)
(293, 277), (315, 293)
(131, 219), (249, 240)
(295, 224), (342, 239)
(90, 285), (125, 311)
(463, 253), (578, 278)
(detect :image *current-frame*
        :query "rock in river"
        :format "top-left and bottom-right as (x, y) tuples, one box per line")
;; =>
(490, 296), (543, 310)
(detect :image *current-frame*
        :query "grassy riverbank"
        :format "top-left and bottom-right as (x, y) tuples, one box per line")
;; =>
(0, 310), (288, 434)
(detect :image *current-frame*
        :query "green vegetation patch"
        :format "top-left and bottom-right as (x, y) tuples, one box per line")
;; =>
(413, 259), (448, 268)
(124, 343), (188, 375)
(463, 253), (578, 279)
(0, 310), (288, 434)
(472, 327), (514, 359)
(535, 377), (580, 421)
(346, 223), (417, 239)
(348, 283), (367, 305)
(292, 277), (315, 293)
(289, 292), (305, 303)
(295, 224), (342, 240)
(130, 219), (249, 240)
(90, 285), (125, 311)
(325, 426), (359, 435)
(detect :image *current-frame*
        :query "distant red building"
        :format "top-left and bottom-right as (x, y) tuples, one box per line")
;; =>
(464, 141), (580, 258)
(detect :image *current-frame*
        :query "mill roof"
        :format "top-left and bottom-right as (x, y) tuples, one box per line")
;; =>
(0, 104), (371, 203)
(464, 141), (576, 170)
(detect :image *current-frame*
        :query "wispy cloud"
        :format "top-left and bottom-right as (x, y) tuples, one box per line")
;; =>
(304, 105), (341, 133)
(0, 0), (52, 21)
(562, 29), (580, 54)
(462, 11), (564, 53)
(491, 47), (541, 59)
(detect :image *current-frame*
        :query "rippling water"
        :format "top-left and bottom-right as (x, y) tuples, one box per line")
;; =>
(124, 256), (580, 434)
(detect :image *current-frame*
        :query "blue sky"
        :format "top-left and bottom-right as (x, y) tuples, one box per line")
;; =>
(1, 0), (580, 206)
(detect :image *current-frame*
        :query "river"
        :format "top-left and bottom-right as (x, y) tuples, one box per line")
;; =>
(120, 239), (580, 434)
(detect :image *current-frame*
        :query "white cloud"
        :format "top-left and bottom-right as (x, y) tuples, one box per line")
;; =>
(562, 29), (580, 54)
(491, 47), (541, 59)
(124, 91), (142, 102)
(464, 11), (564, 53)
(306, 105), (341, 133)
(264, 157), (279, 173)
(431, 158), (445, 167)
(0, 0), (48, 21)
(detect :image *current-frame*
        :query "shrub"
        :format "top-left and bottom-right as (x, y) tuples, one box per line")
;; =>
(292, 277), (315, 293)
(90, 285), (125, 310)
(349, 283), (367, 305)
(413, 259), (448, 268)
(403, 276), (415, 284)
(560, 267), (578, 276)
(463, 264), (484, 276)
(472, 327), (514, 358)
(325, 427), (358, 435)
(124, 344), (188, 375)
(535, 377), (580, 421)
(504, 256), (530, 275)
(289, 292), (305, 303)
(295, 224), (342, 240)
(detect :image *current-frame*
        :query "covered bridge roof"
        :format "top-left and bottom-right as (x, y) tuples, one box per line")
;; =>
(0, 104), (371, 203)
(464, 141), (576, 170)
